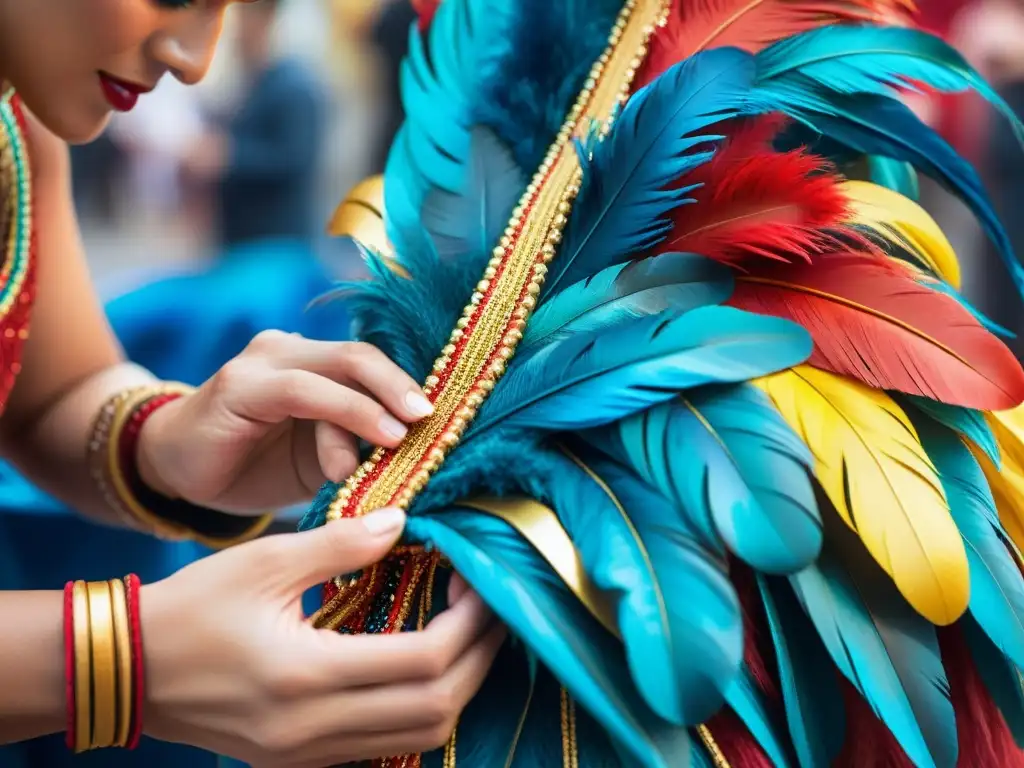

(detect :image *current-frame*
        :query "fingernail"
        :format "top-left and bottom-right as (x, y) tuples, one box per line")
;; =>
(405, 390), (435, 418)
(380, 414), (408, 440)
(363, 507), (406, 536)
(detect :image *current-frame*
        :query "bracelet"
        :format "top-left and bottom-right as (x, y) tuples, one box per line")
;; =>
(64, 575), (142, 752)
(88, 383), (273, 548)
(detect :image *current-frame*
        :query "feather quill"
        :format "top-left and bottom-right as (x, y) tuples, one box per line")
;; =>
(756, 366), (968, 625)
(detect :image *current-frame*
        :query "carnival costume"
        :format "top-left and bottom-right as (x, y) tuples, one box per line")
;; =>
(304, 0), (1024, 766)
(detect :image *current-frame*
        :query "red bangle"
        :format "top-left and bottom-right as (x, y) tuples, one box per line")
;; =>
(117, 393), (184, 480)
(62, 581), (76, 750)
(124, 574), (145, 749)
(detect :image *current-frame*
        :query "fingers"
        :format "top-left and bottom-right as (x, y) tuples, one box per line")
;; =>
(315, 587), (496, 688)
(294, 625), (507, 764)
(245, 332), (434, 423)
(313, 420), (359, 483)
(245, 369), (410, 448)
(280, 511), (406, 590)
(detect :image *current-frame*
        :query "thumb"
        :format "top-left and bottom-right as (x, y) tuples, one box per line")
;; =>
(283, 508), (406, 590)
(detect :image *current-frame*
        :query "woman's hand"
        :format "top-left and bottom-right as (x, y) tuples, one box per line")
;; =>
(136, 331), (436, 512)
(143, 508), (506, 767)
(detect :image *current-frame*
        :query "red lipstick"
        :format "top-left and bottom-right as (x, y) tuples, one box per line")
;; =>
(98, 73), (153, 112)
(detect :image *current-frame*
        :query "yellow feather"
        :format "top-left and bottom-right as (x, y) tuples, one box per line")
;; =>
(326, 175), (408, 278)
(841, 180), (961, 289)
(979, 406), (1024, 555)
(755, 366), (968, 625)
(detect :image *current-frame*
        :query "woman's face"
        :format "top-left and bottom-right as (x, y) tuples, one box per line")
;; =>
(0, 0), (238, 144)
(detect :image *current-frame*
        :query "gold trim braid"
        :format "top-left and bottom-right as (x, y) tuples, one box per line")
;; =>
(326, 0), (672, 523)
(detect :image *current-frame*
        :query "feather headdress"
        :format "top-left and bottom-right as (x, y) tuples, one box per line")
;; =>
(308, 1), (1024, 765)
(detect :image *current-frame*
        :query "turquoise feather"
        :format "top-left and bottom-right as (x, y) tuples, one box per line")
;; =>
(405, 510), (692, 768)
(758, 574), (846, 768)
(471, 306), (812, 437)
(962, 617), (1024, 748)
(594, 384), (821, 574)
(790, 542), (937, 768)
(589, 456), (743, 726)
(755, 25), (1024, 144)
(868, 156), (919, 201)
(547, 47), (756, 296)
(902, 397), (1001, 467)
(910, 413), (1024, 669)
(525, 252), (733, 348)
(829, 518), (958, 768)
(724, 666), (793, 767)
(540, 452), (677, 724)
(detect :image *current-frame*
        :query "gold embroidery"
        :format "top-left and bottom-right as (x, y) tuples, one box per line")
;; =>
(560, 688), (580, 768)
(698, 724), (731, 768)
(325, 0), (671, 523)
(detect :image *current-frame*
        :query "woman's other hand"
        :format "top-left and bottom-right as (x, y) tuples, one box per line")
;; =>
(136, 331), (435, 513)
(143, 507), (505, 767)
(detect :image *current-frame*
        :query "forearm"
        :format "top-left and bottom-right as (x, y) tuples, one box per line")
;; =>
(2, 362), (159, 526)
(0, 590), (64, 743)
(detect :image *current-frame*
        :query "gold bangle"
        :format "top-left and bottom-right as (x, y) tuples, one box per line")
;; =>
(109, 579), (132, 748)
(71, 581), (91, 754)
(89, 382), (274, 548)
(86, 581), (117, 749)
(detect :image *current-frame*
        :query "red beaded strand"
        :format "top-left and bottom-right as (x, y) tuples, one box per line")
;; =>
(124, 574), (145, 749)
(62, 581), (76, 750)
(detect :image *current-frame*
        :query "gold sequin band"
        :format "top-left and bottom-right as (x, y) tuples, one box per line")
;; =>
(326, 0), (672, 523)
(88, 384), (273, 547)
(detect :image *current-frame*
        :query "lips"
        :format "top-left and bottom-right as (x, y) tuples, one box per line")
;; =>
(98, 73), (153, 112)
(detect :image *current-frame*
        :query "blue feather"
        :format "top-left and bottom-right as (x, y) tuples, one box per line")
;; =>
(421, 127), (525, 264)
(962, 617), (1024, 748)
(471, 306), (812, 437)
(901, 396), (1001, 468)
(405, 510), (692, 768)
(589, 455), (744, 725)
(474, 0), (624, 173)
(547, 48), (756, 297)
(755, 26), (1024, 145)
(385, 0), (516, 254)
(868, 156), (919, 201)
(589, 384), (821, 574)
(758, 574), (846, 768)
(525, 252), (734, 348)
(539, 451), (680, 724)
(723, 666), (794, 767)
(909, 413), (1024, 669)
(790, 541), (939, 768)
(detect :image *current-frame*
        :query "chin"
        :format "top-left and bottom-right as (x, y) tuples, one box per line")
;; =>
(17, 89), (112, 145)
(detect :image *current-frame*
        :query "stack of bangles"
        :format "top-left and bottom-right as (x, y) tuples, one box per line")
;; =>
(87, 383), (273, 549)
(62, 384), (274, 751)
(64, 575), (144, 752)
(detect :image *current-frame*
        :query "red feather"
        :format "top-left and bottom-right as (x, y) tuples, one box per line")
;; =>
(728, 252), (1024, 409)
(636, 0), (918, 89)
(654, 118), (852, 265)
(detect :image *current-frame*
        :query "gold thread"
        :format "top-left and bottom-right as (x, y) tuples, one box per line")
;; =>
(697, 724), (731, 768)
(502, 665), (537, 768)
(326, 0), (671, 523)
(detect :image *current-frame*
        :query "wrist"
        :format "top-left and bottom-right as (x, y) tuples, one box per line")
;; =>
(136, 394), (186, 500)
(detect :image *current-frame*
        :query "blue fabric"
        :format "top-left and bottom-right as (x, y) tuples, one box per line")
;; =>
(0, 240), (348, 766)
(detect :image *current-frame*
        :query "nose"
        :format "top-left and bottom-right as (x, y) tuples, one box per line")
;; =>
(147, 13), (225, 86)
